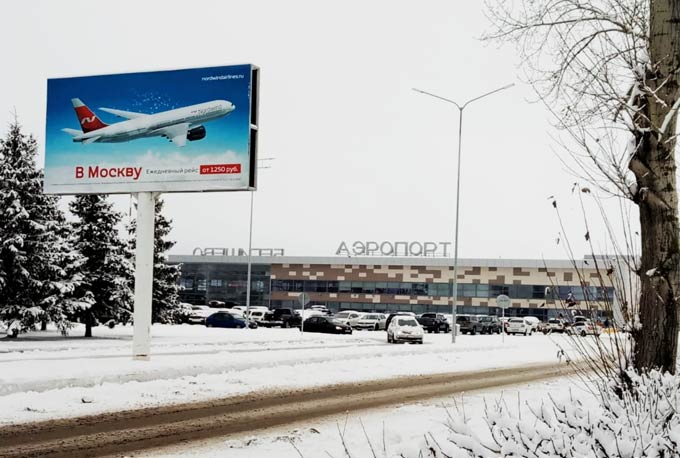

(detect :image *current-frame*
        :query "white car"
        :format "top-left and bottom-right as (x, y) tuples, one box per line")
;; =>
(523, 316), (540, 332)
(572, 319), (601, 336)
(545, 318), (568, 333)
(298, 309), (325, 320)
(333, 311), (361, 327)
(353, 313), (387, 331)
(239, 306), (269, 313)
(246, 310), (266, 322)
(188, 305), (213, 324)
(387, 316), (424, 344)
(309, 305), (331, 314)
(506, 318), (534, 336)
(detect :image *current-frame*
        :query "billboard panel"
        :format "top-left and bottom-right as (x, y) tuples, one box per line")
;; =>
(44, 64), (258, 194)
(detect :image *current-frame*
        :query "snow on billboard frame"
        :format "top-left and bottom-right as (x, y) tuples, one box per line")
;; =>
(44, 64), (259, 195)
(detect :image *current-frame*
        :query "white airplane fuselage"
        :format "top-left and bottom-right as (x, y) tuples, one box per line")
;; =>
(71, 100), (234, 143)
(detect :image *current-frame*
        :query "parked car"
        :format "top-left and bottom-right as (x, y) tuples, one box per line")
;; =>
(506, 318), (533, 335)
(478, 316), (502, 334)
(387, 316), (424, 344)
(231, 305), (268, 313)
(347, 313), (367, 328)
(417, 313), (450, 333)
(188, 305), (213, 324)
(499, 317), (510, 330)
(457, 315), (482, 335)
(298, 309), (326, 320)
(385, 312), (417, 330)
(205, 311), (257, 329)
(309, 305), (331, 315)
(303, 316), (352, 334)
(259, 308), (302, 328)
(523, 316), (541, 332)
(246, 309), (267, 322)
(333, 311), (362, 327)
(353, 313), (387, 331)
(544, 318), (568, 334)
(572, 319), (601, 336)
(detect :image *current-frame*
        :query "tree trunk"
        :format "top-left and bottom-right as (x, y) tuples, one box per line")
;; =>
(84, 314), (93, 338)
(40, 320), (47, 331)
(631, 0), (680, 373)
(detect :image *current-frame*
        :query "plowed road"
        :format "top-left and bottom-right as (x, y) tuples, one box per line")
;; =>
(0, 362), (575, 458)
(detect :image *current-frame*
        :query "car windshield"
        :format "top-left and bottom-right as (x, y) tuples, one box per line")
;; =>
(479, 317), (492, 322)
(510, 318), (524, 323)
(548, 319), (560, 324)
(335, 312), (350, 318)
(421, 314), (435, 318)
(397, 318), (418, 326)
(456, 317), (469, 322)
(363, 315), (379, 320)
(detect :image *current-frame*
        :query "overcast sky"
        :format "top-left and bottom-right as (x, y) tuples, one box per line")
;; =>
(0, 0), (638, 260)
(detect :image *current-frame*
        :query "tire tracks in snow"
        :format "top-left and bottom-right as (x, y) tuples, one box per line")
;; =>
(0, 362), (577, 458)
(0, 340), (519, 395)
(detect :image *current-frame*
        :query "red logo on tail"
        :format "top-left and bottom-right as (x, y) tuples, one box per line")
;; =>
(74, 105), (107, 133)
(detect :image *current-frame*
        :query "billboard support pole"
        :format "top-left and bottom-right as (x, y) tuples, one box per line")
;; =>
(132, 191), (158, 360)
(245, 190), (254, 328)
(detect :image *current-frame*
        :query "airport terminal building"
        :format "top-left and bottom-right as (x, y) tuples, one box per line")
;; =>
(168, 252), (615, 321)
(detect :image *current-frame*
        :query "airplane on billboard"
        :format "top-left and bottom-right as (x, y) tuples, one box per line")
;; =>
(62, 98), (236, 147)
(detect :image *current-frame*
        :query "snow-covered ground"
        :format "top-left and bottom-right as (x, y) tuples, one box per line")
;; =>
(139, 375), (594, 457)
(0, 324), (578, 425)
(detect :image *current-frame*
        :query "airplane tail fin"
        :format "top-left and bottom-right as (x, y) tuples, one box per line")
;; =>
(71, 98), (108, 133)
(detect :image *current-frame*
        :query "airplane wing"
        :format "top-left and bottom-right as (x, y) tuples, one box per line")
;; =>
(154, 123), (189, 147)
(62, 128), (82, 136)
(99, 107), (148, 119)
(82, 136), (101, 145)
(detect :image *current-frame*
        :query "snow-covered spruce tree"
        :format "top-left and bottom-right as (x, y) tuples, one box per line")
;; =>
(128, 197), (183, 324)
(70, 194), (133, 337)
(0, 121), (91, 334)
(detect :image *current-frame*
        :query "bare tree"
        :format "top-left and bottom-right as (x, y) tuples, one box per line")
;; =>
(485, 0), (680, 373)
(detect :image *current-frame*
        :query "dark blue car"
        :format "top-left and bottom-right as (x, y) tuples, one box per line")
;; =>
(205, 312), (257, 329)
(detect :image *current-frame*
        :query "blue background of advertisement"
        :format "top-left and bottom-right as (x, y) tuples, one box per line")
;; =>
(45, 64), (252, 171)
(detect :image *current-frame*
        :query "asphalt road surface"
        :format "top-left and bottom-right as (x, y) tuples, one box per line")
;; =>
(0, 362), (575, 458)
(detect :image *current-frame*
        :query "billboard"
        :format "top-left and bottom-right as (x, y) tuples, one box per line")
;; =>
(44, 64), (259, 194)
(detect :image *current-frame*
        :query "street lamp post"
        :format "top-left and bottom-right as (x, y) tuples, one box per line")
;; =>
(413, 83), (514, 343)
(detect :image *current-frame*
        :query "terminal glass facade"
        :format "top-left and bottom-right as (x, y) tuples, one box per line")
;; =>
(174, 259), (614, 322)
(178, 262), (271, 308)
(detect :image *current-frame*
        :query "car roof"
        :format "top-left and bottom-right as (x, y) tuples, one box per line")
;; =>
(395, 316), (418, 322)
